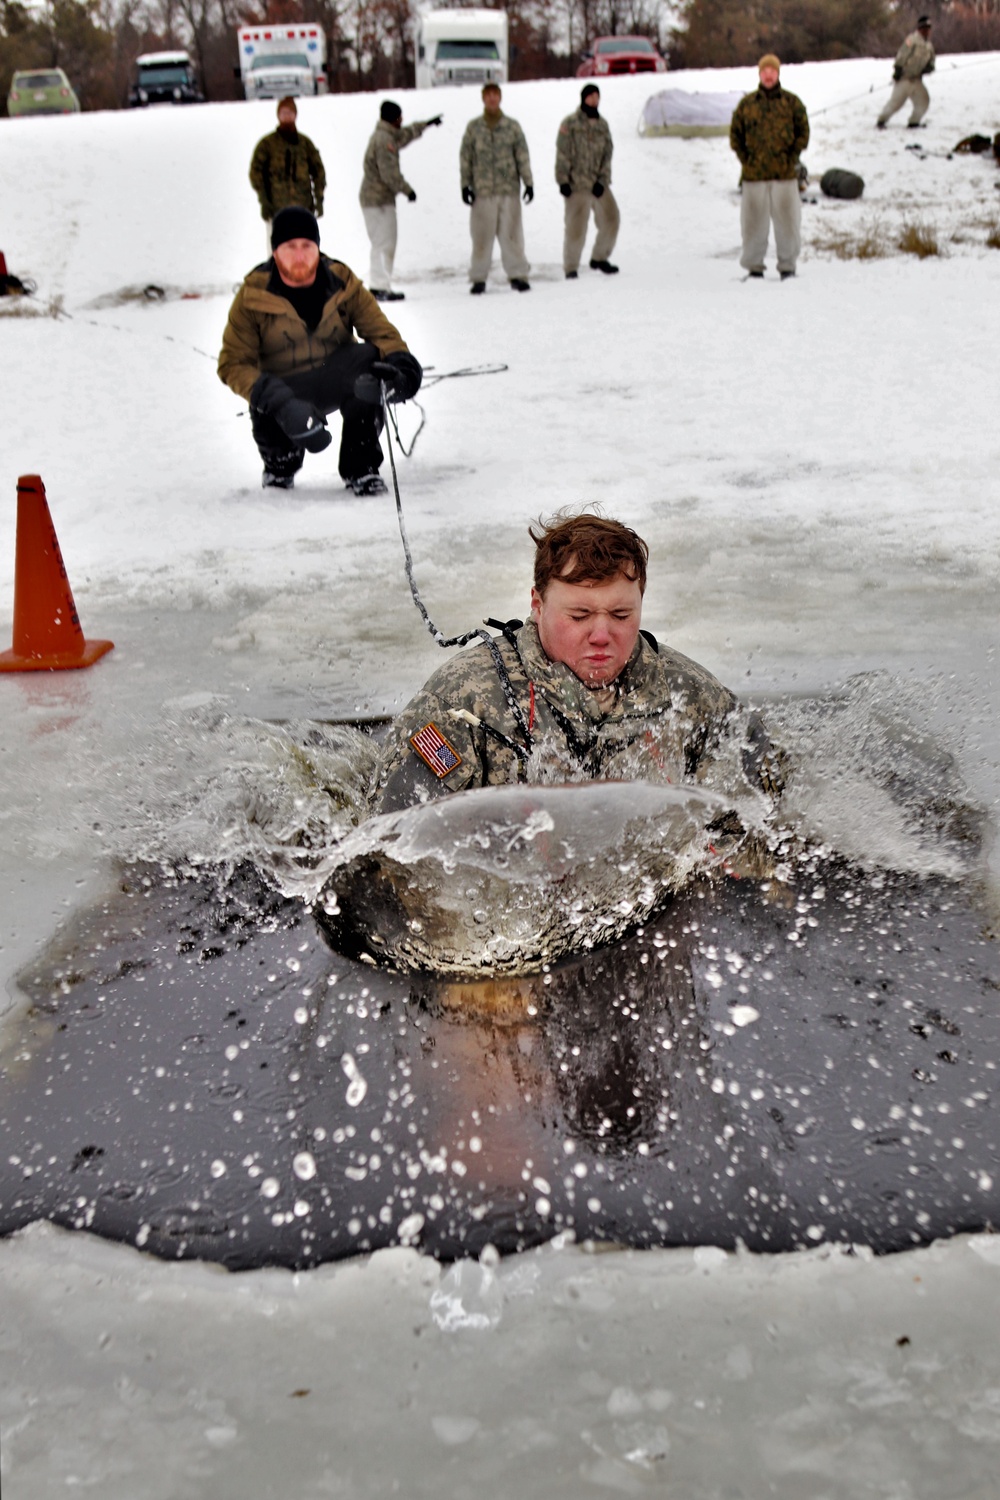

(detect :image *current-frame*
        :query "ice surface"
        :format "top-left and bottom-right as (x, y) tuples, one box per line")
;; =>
(2, 52), (1000, 1496)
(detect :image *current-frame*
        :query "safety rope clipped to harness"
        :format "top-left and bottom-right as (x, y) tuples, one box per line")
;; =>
(379, 373), (532, 757)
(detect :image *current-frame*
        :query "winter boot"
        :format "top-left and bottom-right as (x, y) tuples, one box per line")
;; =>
(262, 469), (295, 490)
(346, 473), (388, 497)
(470, 282), (486, 295)
(590, 259), (619, 274)
(510, 279), (530, 292)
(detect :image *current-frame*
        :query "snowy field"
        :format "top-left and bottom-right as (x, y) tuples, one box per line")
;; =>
(2, 52), (1000, 1497)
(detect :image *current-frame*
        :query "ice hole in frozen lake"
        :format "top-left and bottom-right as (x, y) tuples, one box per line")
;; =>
(1, 676), (998, 1270)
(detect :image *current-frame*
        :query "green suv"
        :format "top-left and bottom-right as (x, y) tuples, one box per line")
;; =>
(7, 68), (81, 116)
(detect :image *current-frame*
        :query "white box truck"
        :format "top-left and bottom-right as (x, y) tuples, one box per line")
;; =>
(415, 9), (508, 89)
(237, 25), (328, 100)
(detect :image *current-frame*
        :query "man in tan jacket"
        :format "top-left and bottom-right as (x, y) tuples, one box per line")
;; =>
(877, 16), (936, 128)
(218, 208), (422, 495)
(359, 100), (442, 301)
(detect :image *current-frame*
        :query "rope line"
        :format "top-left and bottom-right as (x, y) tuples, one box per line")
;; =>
(379, 377), (533, 753)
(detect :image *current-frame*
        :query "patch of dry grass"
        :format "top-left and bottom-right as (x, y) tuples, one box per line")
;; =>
(812, 218), (890, 260)
(897, 220), (941, 258)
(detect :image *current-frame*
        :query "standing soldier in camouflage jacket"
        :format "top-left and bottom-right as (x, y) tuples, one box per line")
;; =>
(359, 100), (443, 302)
(460, 84), (534, 294)
(374, 513), (781, 813)
(250, 97), (325, 232)
(877, 16), (935, 129)
(556, 85), (619, 278)
(729, 55), (810, 280)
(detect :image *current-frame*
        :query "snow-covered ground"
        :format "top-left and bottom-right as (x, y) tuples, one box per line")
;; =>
(2, 53), (1000, 1497)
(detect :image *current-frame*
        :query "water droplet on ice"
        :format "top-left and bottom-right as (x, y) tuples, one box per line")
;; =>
(341, 1052), (367, 1107)
(210, 1159), (226, 1178)
(260, 1177), (280, 1199)
(293, 1151), (317, 1181)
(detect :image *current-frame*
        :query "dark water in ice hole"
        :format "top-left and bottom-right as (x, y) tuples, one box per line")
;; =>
(2, 856), (999, 1269)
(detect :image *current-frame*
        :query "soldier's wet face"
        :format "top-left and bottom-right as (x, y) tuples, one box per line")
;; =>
(277, 103), (297, 128)
(483, 85), (502, 115)
(759, 64), (779, 88)
(273, 237), (321, 286)
(530, 572), (643, 688)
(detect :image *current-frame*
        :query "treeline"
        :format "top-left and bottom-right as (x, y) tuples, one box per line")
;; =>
(3, 0), (1000, 112)
(672, 0), (1000, 67)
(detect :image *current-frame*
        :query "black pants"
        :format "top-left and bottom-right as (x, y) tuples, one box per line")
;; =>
(251, 343), (384, 482)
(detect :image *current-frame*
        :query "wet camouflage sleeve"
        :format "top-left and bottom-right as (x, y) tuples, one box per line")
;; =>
(375, 627), (783, 815)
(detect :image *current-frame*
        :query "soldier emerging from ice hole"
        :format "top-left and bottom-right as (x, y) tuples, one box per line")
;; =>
(217, 207), (422, 495)
(374, 512), (782, 813)
(729, 55), (810, 280)
(877, 16), (935, 129)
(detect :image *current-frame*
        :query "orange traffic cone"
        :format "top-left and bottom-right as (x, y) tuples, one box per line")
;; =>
(0, 475), (114, 672)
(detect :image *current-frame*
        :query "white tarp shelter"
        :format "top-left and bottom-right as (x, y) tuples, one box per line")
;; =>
(640, 88), (744, 137)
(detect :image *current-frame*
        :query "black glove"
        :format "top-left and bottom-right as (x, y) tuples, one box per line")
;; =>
(462, 186), (475, 205)
(592, 182), (605, 198)
(559, 182), (572, 198)
(892, 66), (902, 81)
(353, 352), (423, 406)
(429, 115), (443, 126)
(407, 189), (417, 202)
(522, 184), (534, 203)
(250, 374), (331, 452)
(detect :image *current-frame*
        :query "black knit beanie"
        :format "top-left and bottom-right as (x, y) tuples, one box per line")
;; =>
(380, 99), (403, 123)
(581, 84), (600, 105)
(271, 206), (320, 249)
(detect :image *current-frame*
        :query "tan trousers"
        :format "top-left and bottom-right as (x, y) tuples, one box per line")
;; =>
(740, 179), (801, 275)
(562, 188), (620, 273)
(469, 194), (530, 282)
(363, 205), (398, 291)
(877, 78), (930, 126)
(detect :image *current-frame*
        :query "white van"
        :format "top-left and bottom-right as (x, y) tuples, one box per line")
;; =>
(415, 9), (508, 90)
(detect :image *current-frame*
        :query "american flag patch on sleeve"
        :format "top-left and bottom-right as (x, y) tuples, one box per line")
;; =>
(409, 721), (463, 779)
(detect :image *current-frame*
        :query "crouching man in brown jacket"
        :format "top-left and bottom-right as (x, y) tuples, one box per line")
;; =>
(218, 206), (423, 495)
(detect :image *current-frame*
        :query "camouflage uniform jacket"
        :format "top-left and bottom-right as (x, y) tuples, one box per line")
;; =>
(894, 30), (935, 80)
(249, 128), (326, 218)
(460, 113), (533, 197)
(359, 119), (435, 208)
(729, 86), (810, 182)
(555, 108), (613, 192)
(375, 620), (776, 813)
(217, 255), (408, 402)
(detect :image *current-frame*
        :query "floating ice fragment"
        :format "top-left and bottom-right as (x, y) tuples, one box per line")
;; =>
(430, 1260), (503, 1332)
(729, 1004), (760, 1028)
(260, 1177), (280, 1199)
(209, 1159), (226, 1178)
(692, 1245), (728, 1272)
(293, 1151), (317, 1181)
